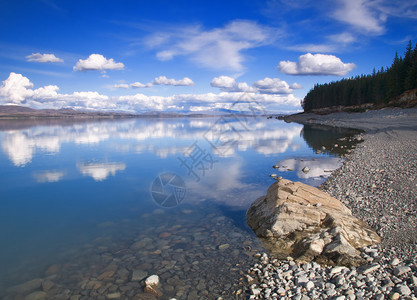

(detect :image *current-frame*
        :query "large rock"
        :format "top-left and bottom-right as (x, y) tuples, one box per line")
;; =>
(247, 179), (381, 266)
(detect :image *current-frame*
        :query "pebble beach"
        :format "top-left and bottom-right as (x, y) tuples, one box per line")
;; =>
(246, 107), (417, 299)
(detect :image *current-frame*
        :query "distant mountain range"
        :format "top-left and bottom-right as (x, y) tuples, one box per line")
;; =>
(0, 105), (295, 120)
(0, 105), (134, 118)
(0, 105), (208, 119)
(0, 105), (285, 119)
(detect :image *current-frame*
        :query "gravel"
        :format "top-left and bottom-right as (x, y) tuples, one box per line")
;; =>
(321, 130), (417, 259)
(245, 107), (417, 299)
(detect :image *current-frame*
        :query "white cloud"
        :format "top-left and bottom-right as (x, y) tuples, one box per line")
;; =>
(0, 73), (301, 114)
(278, 53), (356, 76)
(73, 54), (124, 71)
(32, 85), (60, 100)
(211, 76), (300, 95)
(253, 77), (293, 94)
(114, 77), (193, 89)
(0, 73), (111, 110)
(117, 91), (300, 113)
(332, 0), (386, 35)
(0, 72), (34, 103)
(327, 32), (356, 45)
(153, 76), (194, 86)
(286, 43), (337, 53)
(146, 20), (277, 71)
(26, 53), (64, 63)
(290, 82), (303, 89)
(113, 83), (130, 89)
(210, 76), (255, 93)
(78, 162), (126, 181)
(131, 82), (153, 88)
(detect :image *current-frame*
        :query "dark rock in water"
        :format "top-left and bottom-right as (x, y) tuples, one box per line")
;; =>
(7, 278), (43, 294)
(24, 291), (47, 300)
(246, 178), (380, 266)
(131, 270), (148, 282)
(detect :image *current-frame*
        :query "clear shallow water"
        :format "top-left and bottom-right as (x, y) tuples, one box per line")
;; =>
(0, 117), (359, 299)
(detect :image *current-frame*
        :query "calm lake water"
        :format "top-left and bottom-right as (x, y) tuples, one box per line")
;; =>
(0, 117), (359, 299)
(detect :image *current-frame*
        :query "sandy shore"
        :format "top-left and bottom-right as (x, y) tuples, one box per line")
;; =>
(245, 107), (417, 299)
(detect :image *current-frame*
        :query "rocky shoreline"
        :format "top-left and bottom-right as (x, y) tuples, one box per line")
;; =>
(245, 107), (417, 299)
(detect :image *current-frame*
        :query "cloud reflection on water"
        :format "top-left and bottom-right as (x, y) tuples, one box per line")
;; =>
(77, 162), (126, 181)
(276, 158), (343, 180)
(183, 158), (262, 208)
(32, 170), (65, 183)
(1, 119), (303, 167)
(0, 118), (306, 191)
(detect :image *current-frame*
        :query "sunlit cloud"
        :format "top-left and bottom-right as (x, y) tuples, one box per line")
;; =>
(253, 77), (294, 94)
(153, 76), (194, 86)
(278, 53), (356, 76)
(0, 72), (301, 113)
(73, 54), (124, 71)
(131, 82), (153, 88)
(210, 76), (255, 93)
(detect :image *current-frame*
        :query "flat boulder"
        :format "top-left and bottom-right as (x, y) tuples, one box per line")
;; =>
(247, 178), (381, 266)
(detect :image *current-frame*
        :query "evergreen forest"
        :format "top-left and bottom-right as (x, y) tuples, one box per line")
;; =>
(302, 42), (417, 112)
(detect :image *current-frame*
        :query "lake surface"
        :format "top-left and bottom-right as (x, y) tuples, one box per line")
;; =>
(0, 116), (360, 299)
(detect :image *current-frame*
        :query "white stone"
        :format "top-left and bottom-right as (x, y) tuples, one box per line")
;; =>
(306, 281), (314, 290)
(145, 275), (160, 287)
(398, 285), (411, 296)
(390, 258), (401, 266)
(251, 288), (261, 296)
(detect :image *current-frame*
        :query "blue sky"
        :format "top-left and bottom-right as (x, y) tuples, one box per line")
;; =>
(0, 0), (416, 113)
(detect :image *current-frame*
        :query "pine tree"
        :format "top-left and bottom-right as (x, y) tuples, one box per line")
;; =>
(302, 42), (417, 111)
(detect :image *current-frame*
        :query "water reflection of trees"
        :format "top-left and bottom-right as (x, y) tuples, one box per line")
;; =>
(301, 124), (363, 156)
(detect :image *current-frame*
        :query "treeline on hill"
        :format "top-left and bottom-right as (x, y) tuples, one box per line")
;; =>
(302, 41), (417, 112)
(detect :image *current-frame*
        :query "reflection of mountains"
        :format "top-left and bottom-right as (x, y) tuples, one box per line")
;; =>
(301, 124), (363, 156)
(0, 118), (303, 166)
(0, 118), (120, 132)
